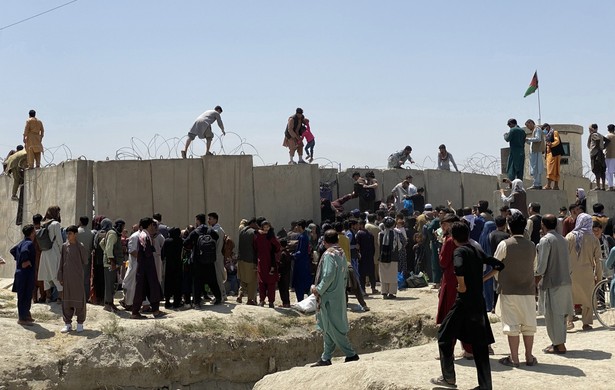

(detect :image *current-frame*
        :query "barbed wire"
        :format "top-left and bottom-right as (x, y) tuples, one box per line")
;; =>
(0, 139), (597, 185)
(111, 132), (268, 166)
(415, 153), (502, 176)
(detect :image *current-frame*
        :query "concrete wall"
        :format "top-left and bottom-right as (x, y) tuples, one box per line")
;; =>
(0, 175), (24, 278)
(201, 155), (255, 242)
(424, 169), (463, 209)
(461, 172), (498, 210)
(94, 159), (155, 228)
(1, 157), (608, 279)
(253, 164), (320, 232)
(0, 160), (94, 278)
(150, 159), (206, 230)
(586, 191), (615, 218)
(493, 189), (569, 216)
(24, 160), (93, 227)
(94, 156), (254, 244)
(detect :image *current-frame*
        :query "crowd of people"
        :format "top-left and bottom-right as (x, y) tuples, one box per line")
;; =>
(320, 173), (614, 389)
(6, 170), (615, 387)
(5, 111), (615, 387)
(505, 118), (615, 191)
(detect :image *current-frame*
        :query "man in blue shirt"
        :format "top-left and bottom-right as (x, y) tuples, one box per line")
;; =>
(11, 224), (37, 326)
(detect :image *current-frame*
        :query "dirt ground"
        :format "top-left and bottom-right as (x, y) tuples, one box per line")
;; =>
(0, 277), (435, 389)
(0, 276), (613, 389)
(255, 291), (615, 390)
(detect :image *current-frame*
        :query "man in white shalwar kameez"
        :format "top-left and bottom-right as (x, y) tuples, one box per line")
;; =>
(38, 207), (63, 299)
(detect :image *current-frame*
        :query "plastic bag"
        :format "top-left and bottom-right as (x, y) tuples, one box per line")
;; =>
(292, 294), (317, 314)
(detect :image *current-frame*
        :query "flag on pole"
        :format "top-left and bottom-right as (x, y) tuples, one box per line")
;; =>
(523, 71), (538, 97)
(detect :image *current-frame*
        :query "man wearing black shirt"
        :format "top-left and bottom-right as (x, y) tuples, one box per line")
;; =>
(431, 222), (504, 390)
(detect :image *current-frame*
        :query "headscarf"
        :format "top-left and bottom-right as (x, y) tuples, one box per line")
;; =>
(92, 215), (106, 231)
(511, 179), (525, 193)
(478, 221), (497, 256)
(571, 213), (593, 254)
(100, 218), (112, 232)
(94, 218), (113, 248)
(577, 188), (586, 202)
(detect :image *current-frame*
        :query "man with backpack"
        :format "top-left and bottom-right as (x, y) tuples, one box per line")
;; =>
(184, 213), (222, 307)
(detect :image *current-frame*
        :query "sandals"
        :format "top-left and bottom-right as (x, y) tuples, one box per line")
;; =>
(543, 344), (566, 354)
(498, 356), (519, 368)
(429, 376), (457, 388)
(526, 356), (538, 366)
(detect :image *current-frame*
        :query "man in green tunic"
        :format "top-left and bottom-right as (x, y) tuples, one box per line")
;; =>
(4, 146), (27, 200)
(311, 229), (359, 366)
(504, 118), (526, 181)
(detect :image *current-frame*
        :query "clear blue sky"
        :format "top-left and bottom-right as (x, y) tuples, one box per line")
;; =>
(1, 0), (613, 171)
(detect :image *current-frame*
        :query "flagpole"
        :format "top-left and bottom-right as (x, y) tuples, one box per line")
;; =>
(536, 70), (541, 125)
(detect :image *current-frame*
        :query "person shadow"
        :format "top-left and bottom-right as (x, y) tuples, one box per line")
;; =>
(559, 349), (612, 361)
(23, 323), (55, 340)
(461, 355), (586, 377)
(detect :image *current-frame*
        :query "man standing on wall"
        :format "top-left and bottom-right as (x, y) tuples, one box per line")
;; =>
(182, 106), (225, 158)
(283, 107), (307, 165)
(605, 124), (615, 191)
(504, 118), (526, 181)
(588, 123), (607, 191)
(23, 110), (44, 169)
(525, 119), (545, 189)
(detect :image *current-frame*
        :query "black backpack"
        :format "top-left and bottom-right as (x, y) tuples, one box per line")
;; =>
(194, 228), (217, 264)
(36, 221), (53, 251)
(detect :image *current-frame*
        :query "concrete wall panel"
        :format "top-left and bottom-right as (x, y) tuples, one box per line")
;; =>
(24, 160), (93, 227)
(0, 160), (93, 277)
(150, 158), (206, 230)
(253, 164), (320, 231)
(586, 191), (615, 218)
(492, 189), (568, 216)
(461, 172), (498, 209)
(94, 160), (154, 226)
(424, 169), (463, 209)
(202, 156), (254, 243)
(0, 175), (24, 277)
